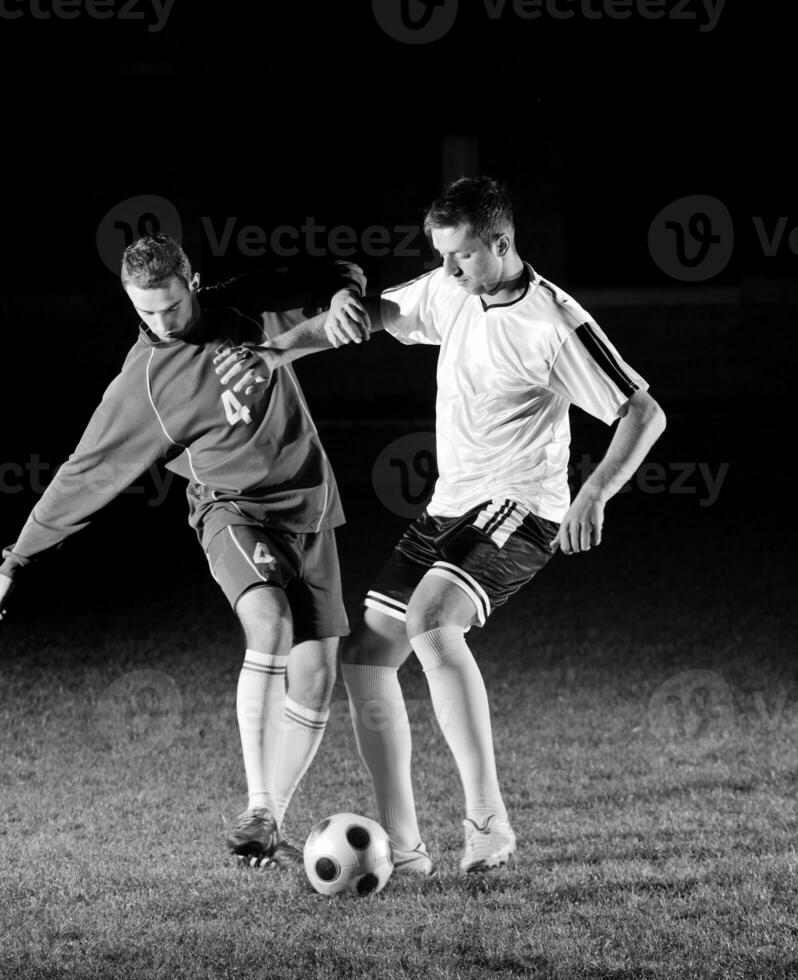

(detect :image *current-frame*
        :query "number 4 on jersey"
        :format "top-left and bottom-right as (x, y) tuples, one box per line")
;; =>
(221, 390), (252, 426)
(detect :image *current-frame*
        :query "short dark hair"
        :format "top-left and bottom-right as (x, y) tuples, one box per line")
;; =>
(424, 176), (514, 245)
(121, 234), (192, 290)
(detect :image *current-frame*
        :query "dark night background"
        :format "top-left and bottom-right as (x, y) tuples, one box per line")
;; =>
(0, 0), (795, 625)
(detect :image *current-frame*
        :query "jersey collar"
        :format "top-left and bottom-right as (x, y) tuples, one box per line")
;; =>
(479, 263), (537, 312)
(138, 314), (207, 348)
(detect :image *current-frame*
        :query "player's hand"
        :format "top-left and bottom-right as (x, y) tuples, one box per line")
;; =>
(0, 573), (15, 622)
(325, 289), (371, 348)
(213, 344), (277, 395)
(552, 491), (605, 555)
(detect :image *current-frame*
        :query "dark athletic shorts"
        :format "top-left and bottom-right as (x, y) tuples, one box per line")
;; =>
(203, 524), (349, 642)
(364, 499), (559, 628)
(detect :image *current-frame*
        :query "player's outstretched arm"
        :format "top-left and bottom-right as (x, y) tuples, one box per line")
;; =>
(555, 389), (666, 555)
(325, 294), (384, 348)
(0, 572), (13, 622)
(213, 294), (388, 389)
(212, 299), (377, 391)
(324, 289), (374, 347)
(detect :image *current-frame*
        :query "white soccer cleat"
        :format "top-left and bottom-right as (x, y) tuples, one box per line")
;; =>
(459, 815), (516, 873)
(391, 840), (435, 876)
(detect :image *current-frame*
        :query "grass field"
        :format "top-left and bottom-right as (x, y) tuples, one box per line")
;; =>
(1, 419), (796, 979)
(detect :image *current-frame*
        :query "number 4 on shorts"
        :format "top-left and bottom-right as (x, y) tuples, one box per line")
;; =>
(221, 390), (252, 426)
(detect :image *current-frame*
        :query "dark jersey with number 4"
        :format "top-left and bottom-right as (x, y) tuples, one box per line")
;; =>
(0, 261), (364, 578)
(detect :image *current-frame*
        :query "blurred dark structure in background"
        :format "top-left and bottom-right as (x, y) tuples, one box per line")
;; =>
(0, 0), (793, 612)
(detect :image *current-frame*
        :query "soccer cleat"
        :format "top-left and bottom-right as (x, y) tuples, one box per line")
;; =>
(226, 806), (278, 864)
(459, 815), (516, 873)
(391, 841), (435, 876)
(237, 853), (273, 870)
(267, 834), (304, 871)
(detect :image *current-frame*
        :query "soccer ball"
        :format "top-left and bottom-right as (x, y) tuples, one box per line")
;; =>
(303, 813), (394, 896)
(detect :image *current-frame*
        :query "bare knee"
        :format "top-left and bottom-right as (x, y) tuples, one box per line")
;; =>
(405, 574), (476, 639)
(235, 585), (292, 654)
(341, 611), (410, 669)
(405, 595), (445, 640)
(287, 638), (338, 709)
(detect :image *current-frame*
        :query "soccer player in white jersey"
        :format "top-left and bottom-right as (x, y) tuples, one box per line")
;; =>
(326, 176), (667, 874)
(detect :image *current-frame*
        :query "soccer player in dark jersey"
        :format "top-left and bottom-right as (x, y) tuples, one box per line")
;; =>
(0, 234), (369, 870)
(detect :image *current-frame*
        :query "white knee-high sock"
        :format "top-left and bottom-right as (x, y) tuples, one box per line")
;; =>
(411, 627), (507, 825)
(342, 663), (423, 851)
(273, 696), (329, 828)
(236, 649), (288, 812)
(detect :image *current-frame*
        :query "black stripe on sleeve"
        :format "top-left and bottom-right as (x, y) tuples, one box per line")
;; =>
(575, 323), (639, 399)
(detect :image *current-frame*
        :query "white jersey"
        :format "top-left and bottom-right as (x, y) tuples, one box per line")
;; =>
(380, 265), (648, 523)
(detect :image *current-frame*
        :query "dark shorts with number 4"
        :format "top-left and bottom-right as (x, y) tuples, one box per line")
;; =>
(365, 499), (560, 627)
(203, 523), (349, 642)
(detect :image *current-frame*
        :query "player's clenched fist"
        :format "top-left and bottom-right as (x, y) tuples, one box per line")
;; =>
(553, 491), (605, 555)
(0, 573), (14, 621)
(213, 344), (281, 395)
(325, 289), (371, 348)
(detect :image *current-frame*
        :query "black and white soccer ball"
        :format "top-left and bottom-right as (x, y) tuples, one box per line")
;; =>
(303, 813), (394, 896)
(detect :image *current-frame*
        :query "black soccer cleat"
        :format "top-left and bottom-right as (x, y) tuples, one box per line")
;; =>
(226, 806), (278, 864)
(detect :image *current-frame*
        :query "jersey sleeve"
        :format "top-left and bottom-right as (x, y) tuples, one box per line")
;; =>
(379, 271), (443, 346)
(198, 259), (366, 330)
(0, 361), (172, 578)
(548, 320), (648, 424)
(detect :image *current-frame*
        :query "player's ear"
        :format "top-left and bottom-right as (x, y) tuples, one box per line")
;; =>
(494, 234), (510, 257)
(189, 272), (201, 292)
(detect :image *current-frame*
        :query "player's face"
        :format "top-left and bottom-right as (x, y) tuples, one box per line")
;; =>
(126, 274), (200, 342)
(431, 224), (503, 295)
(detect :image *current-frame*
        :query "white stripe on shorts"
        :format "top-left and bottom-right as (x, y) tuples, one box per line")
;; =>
(428, 561), (491, 626)
(491, 505), (526, 547)
(364, 590), (408, 623)
(473, 499), (527, 548)
(472, 500), (505, 533)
